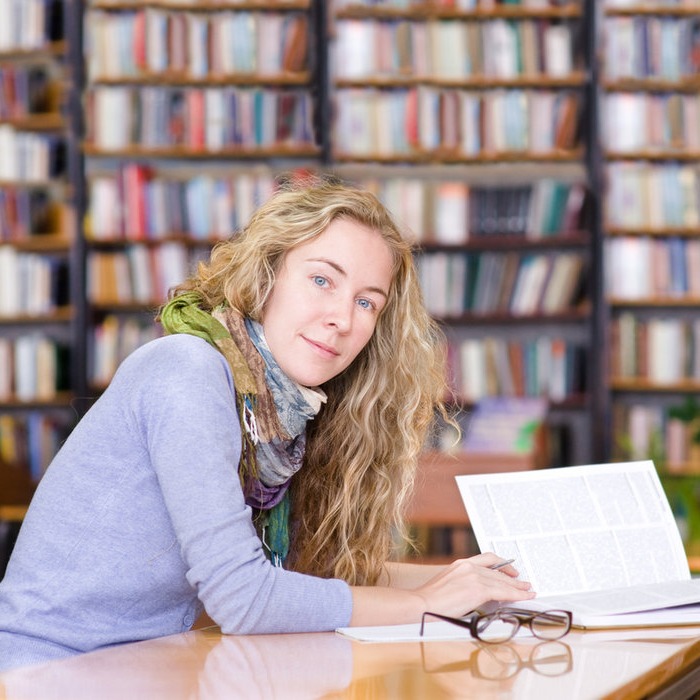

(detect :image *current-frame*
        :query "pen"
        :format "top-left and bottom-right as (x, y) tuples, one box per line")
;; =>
(489, 558), (515, 570)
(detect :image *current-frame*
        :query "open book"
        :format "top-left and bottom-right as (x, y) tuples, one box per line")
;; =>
(456, 460), (700, 629)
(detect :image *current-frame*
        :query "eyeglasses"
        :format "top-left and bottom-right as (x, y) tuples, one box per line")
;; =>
(419, 607), (572, 644)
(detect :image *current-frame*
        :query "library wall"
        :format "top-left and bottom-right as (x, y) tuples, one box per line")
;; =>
(3, 0), (700, 560)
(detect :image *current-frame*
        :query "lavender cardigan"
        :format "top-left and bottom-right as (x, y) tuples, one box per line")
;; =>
(0, 335), (352, 670)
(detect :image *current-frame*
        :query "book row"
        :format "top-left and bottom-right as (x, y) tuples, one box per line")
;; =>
(0, 126), (65, 183)
(603, 93), (700, 154)
(418, 250), (585, 317)
(334, 87), (579, 156)
(448, 335), (586, 403)
(90, 315), (161, 387)
(610, 313), (700, 385)
(0, 412), (70, 482)
(85, 9), (308, 81)
(0, 335), (70, 403)
(0, 246), (68, 317)
(333, 17), (576, 80)
(606, 237), (700, 301)
(0, 65), (56, 119)
(0, 188), (61, 240)
(87, 165), (277, 241)
(603, 16), (700, 82)
(375, 178), (585, 243)
(86, 86), (315, 151)
(0, 0), (63, 53)
(605, 163), (700, 230)
(87, 244), (202, 306)
(86, 164), (586, 244)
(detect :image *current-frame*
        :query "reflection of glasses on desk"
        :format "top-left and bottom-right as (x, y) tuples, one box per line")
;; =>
(421, 640), (573, 680)
(420, 608), (572, 643)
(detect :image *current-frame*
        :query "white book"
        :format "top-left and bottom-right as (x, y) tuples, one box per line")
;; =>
(459, 339), (487, 403)
(0, 245), (18, 316)
(456, 460), (700, 629)
(13, 335), (37, 401)
(483, 20), (518, 79)
(334, 20), (375, 79)
(543, 24), (572, 78)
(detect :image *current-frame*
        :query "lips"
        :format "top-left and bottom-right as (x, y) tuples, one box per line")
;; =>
(304, 337), (340, 357)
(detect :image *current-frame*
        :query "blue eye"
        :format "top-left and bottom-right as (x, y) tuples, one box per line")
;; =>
(357, 298), (375, 311)
(313, 275), (328, 287)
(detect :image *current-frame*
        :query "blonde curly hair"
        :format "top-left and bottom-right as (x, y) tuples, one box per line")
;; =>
(168, 178), (451, 585)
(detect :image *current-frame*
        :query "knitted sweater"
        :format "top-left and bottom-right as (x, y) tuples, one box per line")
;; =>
(0, 334), (352, 670)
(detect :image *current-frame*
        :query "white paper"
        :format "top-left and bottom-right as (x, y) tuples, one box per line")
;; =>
(335, 621), (532, 644)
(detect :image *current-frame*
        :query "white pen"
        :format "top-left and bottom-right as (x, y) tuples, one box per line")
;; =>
(489, 558), (515, 570)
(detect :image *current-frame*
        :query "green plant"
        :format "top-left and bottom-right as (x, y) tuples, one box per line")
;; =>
(668, 397), (700, 445)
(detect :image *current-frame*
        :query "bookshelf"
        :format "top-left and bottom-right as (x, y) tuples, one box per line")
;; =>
(14, 0), (700, 565)
(328, 0), (597, 469)
(600, 0), (700, 558)
(80, 0), (321, 393)
(0, 0), (78, 521)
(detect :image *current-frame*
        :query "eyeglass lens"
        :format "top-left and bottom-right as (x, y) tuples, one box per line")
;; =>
(477, 609), (571, 643)
(528, 610), (571, 641)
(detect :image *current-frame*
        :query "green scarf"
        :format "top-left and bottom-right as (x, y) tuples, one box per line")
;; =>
(160, 292), (299, 565)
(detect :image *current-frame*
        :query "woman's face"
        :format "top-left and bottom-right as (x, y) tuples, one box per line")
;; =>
(261, 218), (394, 387)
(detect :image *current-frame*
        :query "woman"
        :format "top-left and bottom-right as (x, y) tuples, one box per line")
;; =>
(0, 180), (533, 669)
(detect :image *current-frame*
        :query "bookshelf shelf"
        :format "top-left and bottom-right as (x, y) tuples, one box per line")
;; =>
(0, 114), (66, 131)
(88, 1), (311, 9)
(439, 308), (590, 325)
(336, 5), (583, 21)
(605, 150), (700, 162)
(420, 234), (590, 252)
(603, 78), (700, 93)
(0, 308), (74, 324)
(335, 74), (589, 90)
(333, 150), (585, 165)
(609, 298), (700, 308)
(82, 145), (321, 159)
(2, 236), (73, 253)
(611, 379), (700, 393)
(90, 74), (312, 87)
(605, 5), (700, 18)
(0, 42), (67, 60)
(606, 227), (700, 237)
(0, 392), (75, 409)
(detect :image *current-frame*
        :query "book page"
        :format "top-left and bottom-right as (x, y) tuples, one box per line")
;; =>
(456, 461), (689, 597)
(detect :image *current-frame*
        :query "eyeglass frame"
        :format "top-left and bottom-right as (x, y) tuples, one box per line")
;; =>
(419, 607), (573, 644)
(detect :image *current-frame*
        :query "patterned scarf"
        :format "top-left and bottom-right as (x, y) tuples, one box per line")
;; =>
(159, 291), (326, 566)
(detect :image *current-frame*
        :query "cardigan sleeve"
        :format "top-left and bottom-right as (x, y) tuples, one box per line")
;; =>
(127, 334), (352, 634)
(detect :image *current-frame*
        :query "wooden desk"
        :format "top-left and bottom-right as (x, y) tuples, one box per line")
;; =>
(2, 625), (700, 699)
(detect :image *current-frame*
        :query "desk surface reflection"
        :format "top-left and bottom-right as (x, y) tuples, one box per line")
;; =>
(2, 625), (700, 699)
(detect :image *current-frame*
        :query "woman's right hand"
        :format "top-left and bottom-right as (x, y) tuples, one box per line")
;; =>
(412, 553), (535, 619)
(349, 553), (534, 627)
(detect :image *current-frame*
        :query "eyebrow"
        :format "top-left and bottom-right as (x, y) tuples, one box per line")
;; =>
(310, 257), (389, 299)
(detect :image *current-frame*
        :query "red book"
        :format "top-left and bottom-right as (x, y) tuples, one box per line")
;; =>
(133, 11), (146, 72)
(186, 90), (205, 149)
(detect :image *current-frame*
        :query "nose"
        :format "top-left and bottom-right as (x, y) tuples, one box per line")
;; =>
(325, 295), (353, 333)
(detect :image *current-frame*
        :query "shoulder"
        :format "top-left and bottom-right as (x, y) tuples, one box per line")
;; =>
(127, 333), (225, 368)
(116, 334), (233, 388)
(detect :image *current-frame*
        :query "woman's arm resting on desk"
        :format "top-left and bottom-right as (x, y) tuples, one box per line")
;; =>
(349, 554), (533, 626)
